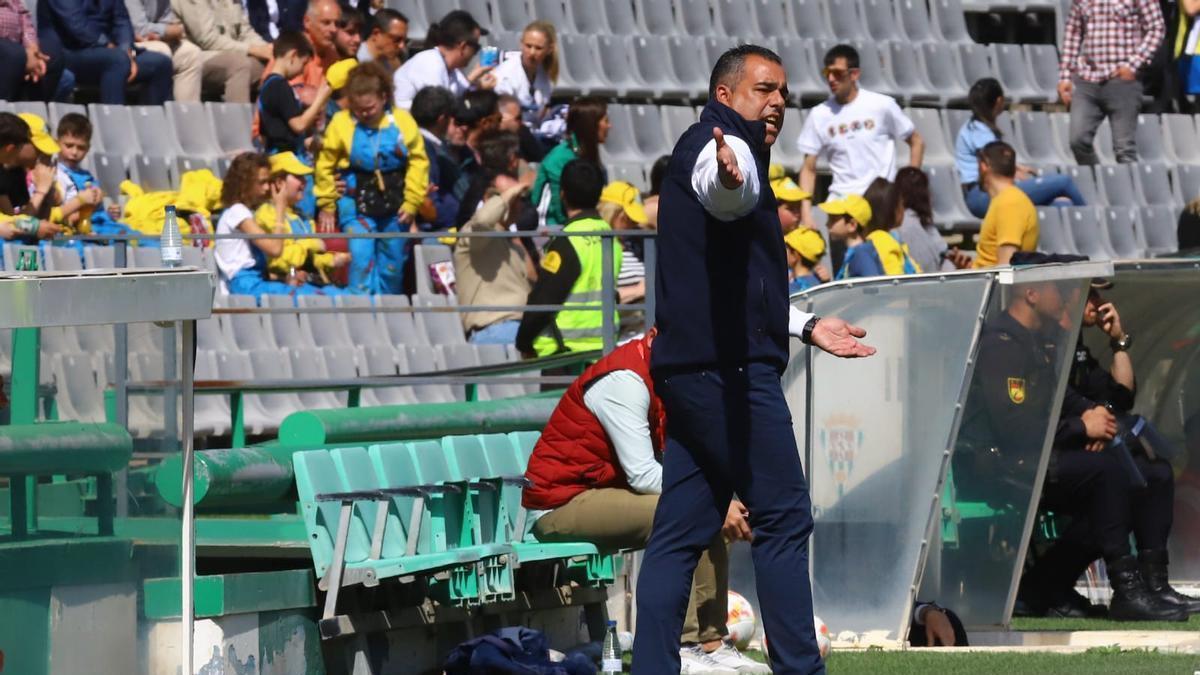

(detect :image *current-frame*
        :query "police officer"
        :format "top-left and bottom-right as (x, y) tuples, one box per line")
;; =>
(1031, 280), (1199, 617)
(632, 45), (874, 675)
(515, 159), (621, 358)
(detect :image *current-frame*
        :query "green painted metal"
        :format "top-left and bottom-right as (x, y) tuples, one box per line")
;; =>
(231, 391), (246, 449)
(0, 422), (132, 473)
(0, 588), (51, 675)
(142, 570), (316, 620)
(277, 394), (559, 448)
(155, 446), (293, 508)
(258, 609), (325, 674)
(3, 515), (308, 549)
(0, 538), (136, 592)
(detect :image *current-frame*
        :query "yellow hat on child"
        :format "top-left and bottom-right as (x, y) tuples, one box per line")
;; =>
(818, 194), (872, 226)
(784, 227), (827, 263)
(769, 164), (811, 203)
(18, 113), (59, 155)
(269, 152), (313, 176)
(599, 180), (648, 225)
(326, 59), (358, 90)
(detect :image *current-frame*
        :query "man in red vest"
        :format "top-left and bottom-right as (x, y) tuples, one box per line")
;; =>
(523, 330), (766, 675)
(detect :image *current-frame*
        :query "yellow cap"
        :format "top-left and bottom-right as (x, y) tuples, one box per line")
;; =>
(769, 164), (810, 203)
(18, 113), (59, 155)
(599, 180), (648, 225)
(818, 194), (872, 227)
(784, 227), (826, 263)
(326, 58), (358, 90)
(269, 151), (313, 176)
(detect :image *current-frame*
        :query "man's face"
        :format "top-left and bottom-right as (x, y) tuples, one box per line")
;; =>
(371, 19), (408, 61)
(823, 57), (858, 102)
(715, 55), (787, 146)
(334, 20), (362, 59)
(57, 133), (90, 165)
(306, 2), (341, 50)
(448, 29), (482, 70)
(498, 101), (521, 132)
(1032, 282), (1066, 321)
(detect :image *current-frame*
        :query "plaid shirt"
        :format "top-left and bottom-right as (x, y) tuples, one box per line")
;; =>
(1059, 0), (1166, 83)
(0, 0), (36, 48)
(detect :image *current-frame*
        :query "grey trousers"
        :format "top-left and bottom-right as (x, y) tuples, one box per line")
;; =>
(1069, 76), (1143, 165)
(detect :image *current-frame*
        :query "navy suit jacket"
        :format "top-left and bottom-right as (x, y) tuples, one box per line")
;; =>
(38, 0), (135, 53)
(244, 0), (305, 41)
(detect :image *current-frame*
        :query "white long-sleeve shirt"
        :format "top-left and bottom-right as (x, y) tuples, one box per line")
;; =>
(691, 133), (761, 222)
(393, 47), (470, 109)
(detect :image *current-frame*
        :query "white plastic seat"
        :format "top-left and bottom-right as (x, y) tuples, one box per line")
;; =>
(827, 0), (869, 40)
(91, 153), (128, 201)
(44, 246), (83, 271)
(356, 344), (416, 407)
(376, 294), (429, 346)
(89, 104), (140, 158)
(214, 349), (273, 435)
(530, 0), (569, 32)
(957, 43), (996, 90)
(1015, 111), (1075, 166)
(298, 295), (354, 348)
(1138, 205), (1179, 256)
(905, 109), (955, 166)
(776, 37), (828, 102)
(50, 352), (106, 423)
(752, 0), (795, 39)
(1134, 114), (1169, 165)
(207, 103), (255, 155)
(1175, 165), (1200, 204)
(666, 36), (710, 99)
(413, 294), (467, 345)
(131, 155), (176, 192)
(713, 0), (762, 38)
(862, 0), (903, 41)
(334, 294), (393, 347)
(926, 165), (976, 230)
(678, 0), (720, 36)
(260, 293), (319, 350)
(1097, 164), (1137, 207)
(931, 0), (972, 43)
(790, 0), (835, 40)
(603, 0), (639, 35)
(1164, 114), (1200, 165)
(555, 34), (614, 98)
(636, 0), (680, 36)
(1024, 44), (1061, 100)
(130, 105), (183, 158)
(920, 43), (970, 106)
(405, 344), (458, 403)
(632, 36), (689, 100)
(1065, 207), (1117, 261)
(475, 342), (530, 399)
(1104, 207), (1145, 260)
(1035, 207), (1079, 255)
(83, 245), (118, 269)
(193, 349), (231, 437)
(247, 348), (306, 425)
(887, 44), (940, 105)
(608, 163), (648, 192)
(1065, 165), (1104, 206)
(1133, 163), (1177, 207)
(897, 0), (937, 43)
(288, 347), (344, 409)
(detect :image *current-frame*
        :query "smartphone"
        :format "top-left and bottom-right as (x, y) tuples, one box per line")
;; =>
(480, 46), (500, 67)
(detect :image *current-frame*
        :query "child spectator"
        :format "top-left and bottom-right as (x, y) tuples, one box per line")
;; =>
(597, 180), (649, 303)
(258, 31), (333, 155)
(784, 227), (828, 293)
(255, 151), (349, 290)
(53, 113), (103, 235)
(862, 177), (921, 275)
(411, 85), (459, 232)
(769, 163), (810, 234)
(18, 113), (60, 223)
(821, 194), (885, 279)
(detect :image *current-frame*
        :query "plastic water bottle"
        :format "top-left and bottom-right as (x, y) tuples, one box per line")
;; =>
(601, 620), (622, 674)
(160, 204), (183, 267)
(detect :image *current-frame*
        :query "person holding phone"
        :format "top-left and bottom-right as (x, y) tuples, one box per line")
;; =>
(391, 9), (494, 109)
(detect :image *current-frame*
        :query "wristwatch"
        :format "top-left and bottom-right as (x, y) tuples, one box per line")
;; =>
(1111, 333), (1132, 352)
(801, 316), (820, 345)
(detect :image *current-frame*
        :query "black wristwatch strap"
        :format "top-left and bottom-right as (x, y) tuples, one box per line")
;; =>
(801, 316), (820, 345)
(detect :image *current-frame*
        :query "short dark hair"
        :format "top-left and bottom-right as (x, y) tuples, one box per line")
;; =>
(709, 44), (783, 100)
(823, 44), (859, 69)
(979, 140), (1017, 178)
(560, 159), (604, 211)
(273, 31), (314, 59)
(0, 112), (30, 148)
(411, 86), (456, 128)
(649, 155), (671, 196)
(478, 129), (519, 176)
(372, 8), (406, 33)
(427, 9), (486, 48)
(56, 113), (92, 142)
(453, 89), (499, 128)
(338, 7), (364, 31)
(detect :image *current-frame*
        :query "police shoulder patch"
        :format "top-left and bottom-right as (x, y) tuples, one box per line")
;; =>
(541, 250), (562, 274)
(1007, 377), (1026, 404)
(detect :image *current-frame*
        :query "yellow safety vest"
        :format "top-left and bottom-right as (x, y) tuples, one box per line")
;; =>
(533, 216), (622, 357)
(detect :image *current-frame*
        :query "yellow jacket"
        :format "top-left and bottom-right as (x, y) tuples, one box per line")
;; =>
(254, 203), (336, 279)
(314, 107), (429, 217)
(119, 169), (224, 243)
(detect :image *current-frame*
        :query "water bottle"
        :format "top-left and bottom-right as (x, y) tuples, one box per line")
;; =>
(601, 620), (622, 674)
(161, 204), (183, 267)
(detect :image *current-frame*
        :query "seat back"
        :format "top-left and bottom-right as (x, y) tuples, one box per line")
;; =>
(1035, 207), (1079, 256)
(1138, 205), (1179, 255)
(294, 449), (372, 577)
(1104, 207), (1144, 259)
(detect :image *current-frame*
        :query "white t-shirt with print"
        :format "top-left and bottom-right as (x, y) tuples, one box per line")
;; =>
(796, 88), (915, 198)
(214, 203), (256, 292)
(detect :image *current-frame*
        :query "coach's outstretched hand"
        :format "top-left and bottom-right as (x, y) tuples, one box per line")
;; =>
(811, 317), (876, 358)
(713, 127), (743, 190)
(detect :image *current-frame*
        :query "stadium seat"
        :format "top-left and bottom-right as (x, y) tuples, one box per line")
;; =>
(603, 0), (639, 35)
(413, 243), (453, 296)
(91, 153), (126, 206)
(193, 349), (231, 437)
(957, 43), (996, 92)
(475, 343), (529, 399)
(531, 0), (570, 32)
(226, 304), (278, 351)
(391, 0), (428, 40)
(905, 108), (955, 166)
(247, 348), (307, 422)
(127, 352), (170, 437)
(130, 106), (183, 158)
(919, 43), (970, 106)
(601, 103), (644, 164)
(44, 245), (83, 271)
(405, 344), (458, 403)
(660, 105), (699, 146)
(356, 344), (416, 407)
(50, 353), (107, 424)
(626, 104), (672, 163)
(90, 104), (140, 157)
(492, 0), (531, 32)
(261, 293), (319, 350)
(1132, 115), (1169, 165)
(1175, 164), (1200, 204)
(825, 0), (869, 41)
(1035, 207), (1079, 255)
(1103, 207), (1145, 259)
(931, 0), (972, 43)
(288, 348), (345, 409)
(678, 0), (721, 36)
(632, 35), (690, 100)
(322, 346), (360, 389)
(1065, 207), (1117, 261)
(862, 0), (903, 41)
(887, 45), (940, 105)
(897, 0), (936, 43)
(1132, 163), (1177, 207)
(1024, 45), (1061, 99)
(665, 36), (710, 99)
(333, 295), (389, 347)
(703, 36), (739, 69)
(555, 34), (614, 98)
(990, 44), (1050, 104)
(608, 162), (648, 192)
(82, 244), (118, 270)
(208, 103), (255, 155)
(131, 155), (176, 191)
(414, 294), (467, 345)
(752, 0), (796, 39)
(1015, 111), (1075, 167)
(165, 101), (222, 160)
(926, 164), (975, 229)
(376, 294), (429, 346)
(1162, 114), (1200, 165)
(40, 325), (84, 354)
(790, 0), (835, 40)
(775, 38), (828, 102)
(10, 100), (47, 120)
(1065, 165), (1104, 206)
(1138, 205), (1179, 256)
(298, 295), (354, 348)
(1096, 164), (1137, 207)
(636, 0), (680, 35)
(1092, 118), (1117, 165)
(714, 0), (761, 39)
(212, 351), (269, 435)
(595, 35), (652, 98)
(197, 312), (237, 353)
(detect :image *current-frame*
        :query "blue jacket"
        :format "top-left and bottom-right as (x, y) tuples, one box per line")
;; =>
(244, 0), (305, 41)
(39, 0), (135, 52)
(651, 100), (791, 373)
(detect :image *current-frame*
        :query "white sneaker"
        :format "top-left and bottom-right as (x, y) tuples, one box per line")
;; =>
(679, 644), (738, 675)
(703, 642), (772, 674)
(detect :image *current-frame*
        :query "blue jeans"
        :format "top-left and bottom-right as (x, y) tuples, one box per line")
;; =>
(964, 174), (1087, 219)
(469, 319), (520, 345)
(633, 364), (823, 675)
(62, 46), (172, 104)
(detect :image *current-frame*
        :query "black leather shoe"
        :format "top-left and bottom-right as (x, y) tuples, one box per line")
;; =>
(1140, 549), (1200, 615)
(1108, 555), (1188, 622)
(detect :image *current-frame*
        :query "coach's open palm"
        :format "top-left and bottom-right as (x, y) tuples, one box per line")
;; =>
(713, 127), (743, 190)
(811, 317), (876, 358)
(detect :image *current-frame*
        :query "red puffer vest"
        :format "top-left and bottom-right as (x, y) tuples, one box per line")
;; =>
(522, 333), (666, 510)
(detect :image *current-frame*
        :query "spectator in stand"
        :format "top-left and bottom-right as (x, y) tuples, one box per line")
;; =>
(516, 159), (621, 358)
(258, 32), (333, 155)
(784, 227), (827, 293)
(52, 114), (103, 237)
(315, 61), (428, 294)
(493, 20), (557, 123)
(451, 89), (501, 227)
(174, 0), (272, 89)
(392, 9), (494, 109)
(38, 0), (173, 104)
(333, 7), (363, 60)
(245, 0), (305, 41)
(821, 194), (884, 279)
(498, 93), (547, 163)
(411, 85), (460, 232)
(127, 0), (259, 102)
(532, 97), (609, 228)
(956, 78), (1086, 218)
(1059, 0), (1165, 164)
(1166, 0), (1200, 112)
(861, 177), (922, 275)
(0, 112), (58, 240)
(454, 130), (536, 345)
(973, 141), (1039, 268)
(356, 8), (406, 71)
(798, 44), (923, 230)
(597, 180), (650, 306)
(892, 167), (971, 273)
(17, 113), (62, 223)
(642, 154), (670, 228)
(255, 151), (349, 290)
(770, 163), (811, 234)
(0, 0), (62, 102)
